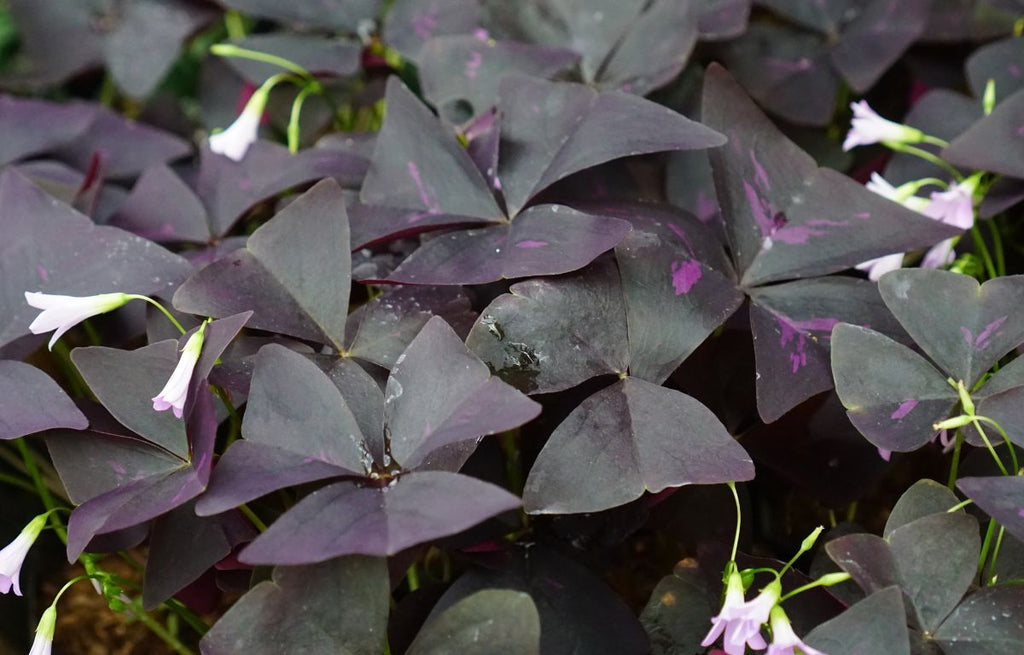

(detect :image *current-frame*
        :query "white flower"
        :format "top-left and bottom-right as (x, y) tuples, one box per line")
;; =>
(152, 321), (208, 419)
(25, 292), (131, 351)
(843, 101), (924, 151)
(856, 252), (904, 282)
(766, 606), (827, 655)
(702, 570), (780, 655)
(0, 514), (47, 596)
(29, 605), (56, 655)
(209, 102), (263, 162)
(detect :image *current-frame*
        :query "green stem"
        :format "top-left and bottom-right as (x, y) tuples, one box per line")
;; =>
(0, 470), (38, 493)
(212, 386), (242, 446)
(210, 44), (315, 82)
(16, 439), (67, 542)
(239, 504), (268, 532)
(887, 143), (963, 181)
(779, 573), (852, 602)
(406, 564), (420, 592)
(970, 226), (998, 280)
(287, 84), (320, 153)
(947, 499), (974, 513)
(971, 418), (1011, 476)
(224, 10), (247, 39)
(51, 340), (92, 399)
(727, 482), (741, 564)
(986, 526), (1006, 585)
(125, 295), (186, 334)
(979, 518), (998, 575)
(845, 501), (857, 523)
(948, 429), (965, 489)
(128, 599), (196, 655)
(975, 416), (1019, 473)
(921, 134), (950, 148)
(163, 599), (210, 637)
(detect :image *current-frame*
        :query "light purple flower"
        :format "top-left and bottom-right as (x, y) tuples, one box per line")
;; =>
(702, 570), (781, 655)
(922, 180), (975, 230)
(766, 606), (826, 655)
(0, 514), (48, 596)
(152, 321), (207, 419)
(843, 101), (923, 151)
(29, 605), (56, 655)
(25, 291), (131, 350)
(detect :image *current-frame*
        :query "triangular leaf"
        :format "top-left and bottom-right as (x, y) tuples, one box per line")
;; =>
(934, 585), (1024, 654)
(407, 589), (540, 655)
(804, 587), (910, 655)
(0, 360), (88, 440)
(945, 86), (1024, 179)
(957, 475), (1024, 544)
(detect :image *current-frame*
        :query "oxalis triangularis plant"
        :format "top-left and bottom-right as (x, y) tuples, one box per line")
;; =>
(1, 2), (1024, 655)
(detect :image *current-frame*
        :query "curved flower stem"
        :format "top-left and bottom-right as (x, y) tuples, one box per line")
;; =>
(212, 385), (242, 446)
(987, 219), (1006, 276)
(224, 10), (247, 39)
(947, 498), (974, 513)
(16, 438), (68, 542)
(287, 83), (321, 154)
(0, 470), (37, 493)
(888, 143), (963, 181)
(974, 416), (1018, 474)
(239, 504), (268, 532)
(210, 44), (315, 83)
(978, 518), (998, 577)
(778, 572), (852, 602)
(986, 525), (1006, 585)
(921, 134), (950, 148)
(125, 295), (186, 335)
(727, 482), (741, 565)
(127, 597), (196, 655)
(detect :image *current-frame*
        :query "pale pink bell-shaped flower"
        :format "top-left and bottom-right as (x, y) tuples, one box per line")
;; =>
(843, 101), (923, 151)
(921, 179), (976, 230)
(25, 292), (131, 350)
(209, 102), (263, 162)
(766, 606), (827, 655)
(0, 513), (48, 596)
(29, 605), (57, 655)
(702, 570), (781, 655)
(152, 322), (207, 419)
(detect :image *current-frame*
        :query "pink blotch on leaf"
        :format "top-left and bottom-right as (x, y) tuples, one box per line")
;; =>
(465, 51), (483, 79)
(670, 260), (702, 295)
(407, 162), (441, 214)
(974, 316), (1007, 350)
(412, 12), (437, 38)
(36, 266), (49, 282)
(515, 240), (548, 249)
(891, 399), (918, 420)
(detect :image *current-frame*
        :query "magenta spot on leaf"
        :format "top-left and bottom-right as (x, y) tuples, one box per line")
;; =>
(110, 461), (126, 475)
(777, 317), (840, 373)
(855, 211), (870, 219)
(36, 265), (49, 282)
(515, 239), (548, 249)
(743, 180), (775, 238)
(465, 51), (483, 79)
(670, 260), (702, 294)
(695, 191), (717, 222)
(771, 226), (811, 244)
(960, 326), (973, 344)
(750, 151), (770, 191)
(974, 316), (1007, 349)
(667, 222), (697, 256)
(890, 399), (918, 420)
(407, 162), (441, 214)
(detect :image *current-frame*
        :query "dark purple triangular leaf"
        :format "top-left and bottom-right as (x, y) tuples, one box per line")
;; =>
(360, 76), (503, 219)
(0, 360), (87, 440)
(757, 0), (848, 32)
(347, 200), (494, 250)
(523, 377), (754, 514)
(199, 556), (389, 655)
(702, 64), (959, 285)
(718, 22), (839, 127)
(879, 270), (1024, 386)
(51, 104), (191, 179)
(958, 475), (1024, 544)
(57, 387), (217, 559)
(143, 501), (255, 610)
(383, 205), (631, 285)
(225, 33), (362, 84)
(419, 36), (578, 123)
(345, 285), (475, 368)
(749, 277), (900, 422)
(967, 35), (1024, 101)
(614, 217), (743, 384)
(0, 168), (191, 349)
(385, 316), (540, 469)
(826, 533), (901, 596)
(596, 0), (697, 95)
(407, 589), (540, 655)
(804, 587), (910, 655)
(219, 0), (380, 31)
(0, 95), (94, 165)
(2, 0), (104, 88)
(175, 179), (351, 349)
(832, 323), (958, 453)
(888, 512), (979, 631)
(829, 0), (932, 92)
(466, 258), (629, 394)
(434, 545), (650, 655)
(103, 0), (218, 98)
(108, 164), (211, 243)
(72, 341), (189, 458)
(196, 142), (368, 236)
(922, 0), (1018, 42)
(383, 0), (480, 63)
(195, 343), (368, 516)
(883, 90), (981, 186)
(239, 471), (520, 562)
(498, 74), (725, 217)
(696, 0), (751, 40)
(945, 86), (1024, 179)
(934, 585), (1024, 654)
(884, 479), (960, 539)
